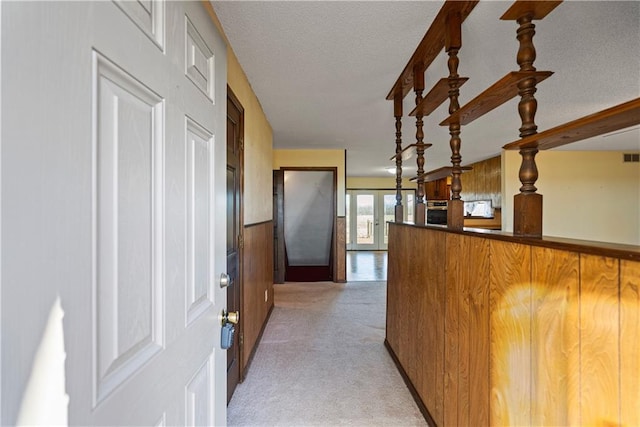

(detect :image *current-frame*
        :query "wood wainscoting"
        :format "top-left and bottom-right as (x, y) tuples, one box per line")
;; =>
(335, 216), (346, 282)
(460, 155), (501, 209)
(386, 222), (640, 426)
(242, 220), (274, 377)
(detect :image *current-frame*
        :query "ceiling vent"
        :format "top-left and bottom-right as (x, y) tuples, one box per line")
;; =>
(623, 153), (640, 162)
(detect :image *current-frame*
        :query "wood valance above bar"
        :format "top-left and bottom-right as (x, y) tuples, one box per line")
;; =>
(409, 165), (472, 183)
(386, 1), (478, 101)
(439, 71), (553, 126)
(503, 97), (640, 150)
(410, 77), (469, 117)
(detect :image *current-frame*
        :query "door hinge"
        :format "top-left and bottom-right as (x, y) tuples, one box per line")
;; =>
(238, 234), (244, 249)
(239, 137), (244, 151)
(239, 332), (244, 347)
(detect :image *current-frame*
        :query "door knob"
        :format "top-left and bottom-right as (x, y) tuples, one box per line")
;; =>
(220, 309), (240, 326)
(219, 273), (233, 288)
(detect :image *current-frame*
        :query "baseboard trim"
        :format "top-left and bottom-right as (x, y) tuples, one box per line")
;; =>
(241, 302), (275, 381)
(384, 339), (437, 427)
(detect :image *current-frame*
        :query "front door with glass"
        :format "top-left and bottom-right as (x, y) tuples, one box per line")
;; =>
(346, 190), (414, 250)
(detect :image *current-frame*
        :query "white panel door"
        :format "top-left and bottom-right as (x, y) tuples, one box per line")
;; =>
(1, 1), (227, 425)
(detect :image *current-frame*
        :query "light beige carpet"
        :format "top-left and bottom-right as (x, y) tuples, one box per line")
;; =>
(227, 281), (427, 427)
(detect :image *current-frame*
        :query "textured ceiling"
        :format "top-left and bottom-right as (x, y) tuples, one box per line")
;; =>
(212, 1), (640, 177)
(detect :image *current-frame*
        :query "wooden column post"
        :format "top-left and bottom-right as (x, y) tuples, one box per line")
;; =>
(513, 12), (543, 237)
(394, 92), (404, 223)
(445, 12), (465, 229)
(414, 63), (426, 225)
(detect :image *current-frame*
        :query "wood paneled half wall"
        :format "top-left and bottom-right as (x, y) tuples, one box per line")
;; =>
(241, 220), (274, 377)
(335, 216), (346, 282)
(386, 222), (640, 426)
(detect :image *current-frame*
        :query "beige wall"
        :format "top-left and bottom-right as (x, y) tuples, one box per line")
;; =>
(503, 150), (640, 245)
(347, 177), (417, 189)
(273, 149), (346, 216)
(227, 48), (273, 225)
(205, 1), (274, 225)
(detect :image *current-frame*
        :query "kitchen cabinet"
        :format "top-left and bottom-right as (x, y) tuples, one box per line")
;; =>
(425, 178), (449, 200)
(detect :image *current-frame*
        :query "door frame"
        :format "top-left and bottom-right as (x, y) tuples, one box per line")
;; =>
(273, 170), (285, 284)
(226, 86), (245, 383)
(275, 167), (338, 281)
(348, 190), (380, 251)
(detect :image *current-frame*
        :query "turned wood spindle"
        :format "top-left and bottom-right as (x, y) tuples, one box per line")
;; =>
(448, 47), (462, 200)
(449, 121), (462, 199)
(446, 12), (465, 229)
(394, 93), (403, 222)
(516, 14), (539, 137)
(414, 64), (426, 225)
(513, 10), (543, 237)
(518, 145), (539, 193)
(447, 21), (463, 201)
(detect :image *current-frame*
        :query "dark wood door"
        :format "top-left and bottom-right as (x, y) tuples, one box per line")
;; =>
(273, 170), (285, 284)
(226, 88), (243, 403)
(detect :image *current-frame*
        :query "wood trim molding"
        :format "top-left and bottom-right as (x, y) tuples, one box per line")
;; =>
(410, 77), (469, 117)
(391, 221), (640, 262)
(439, 71), (553, 127)
(386, 1), (479, 100)
(503, 97), (640, 150)
(384, 340), (437, 427)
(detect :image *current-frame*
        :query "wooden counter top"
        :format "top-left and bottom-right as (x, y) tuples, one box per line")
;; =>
(390, 221), (640, 262)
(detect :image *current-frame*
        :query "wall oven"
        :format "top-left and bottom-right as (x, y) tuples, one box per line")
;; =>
(426, 200), (448, 225)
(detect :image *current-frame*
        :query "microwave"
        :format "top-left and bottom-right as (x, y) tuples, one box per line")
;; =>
(426, 200), (448, 210)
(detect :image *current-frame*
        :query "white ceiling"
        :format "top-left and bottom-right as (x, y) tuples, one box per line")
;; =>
(212, 1), (640, 177)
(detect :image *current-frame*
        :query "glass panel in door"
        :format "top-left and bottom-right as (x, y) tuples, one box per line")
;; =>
(406, 193), (414, 223)
(347, 190), (415, 251)
(355, 194), (375, 248)
(380, 194), (396, 247)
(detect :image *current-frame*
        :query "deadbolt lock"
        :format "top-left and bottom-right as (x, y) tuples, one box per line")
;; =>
(220, 309), (240, 326)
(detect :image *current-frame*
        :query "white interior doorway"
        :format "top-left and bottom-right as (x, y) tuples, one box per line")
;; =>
(346, 190), (414, 251)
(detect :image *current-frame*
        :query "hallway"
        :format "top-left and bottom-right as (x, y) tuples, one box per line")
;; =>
(227, 281), (426, 426)
(346, 251), (388, 282)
